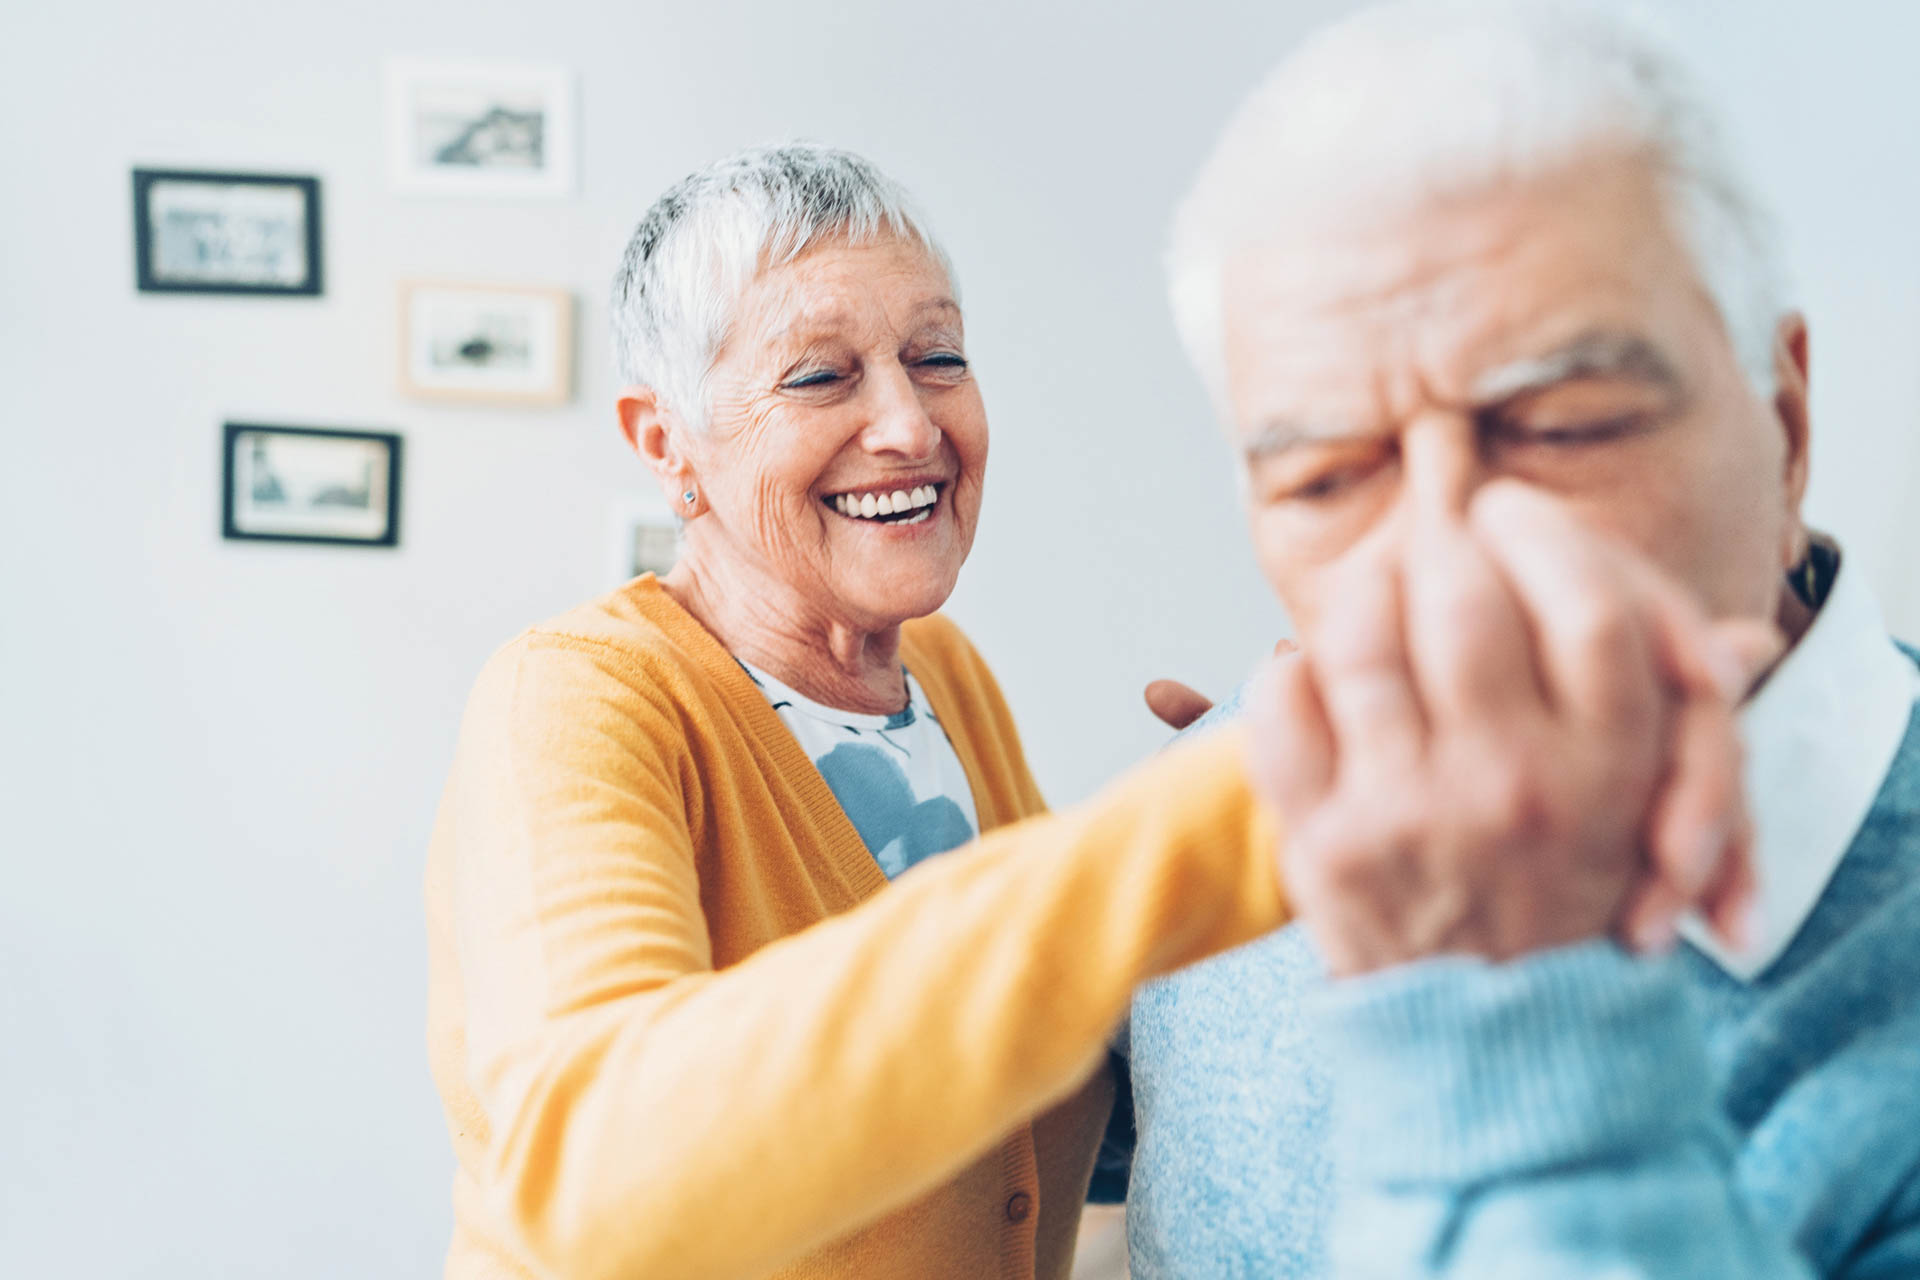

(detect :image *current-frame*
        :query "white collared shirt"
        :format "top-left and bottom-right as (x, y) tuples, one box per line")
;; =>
(1681, 549), (1920, 979)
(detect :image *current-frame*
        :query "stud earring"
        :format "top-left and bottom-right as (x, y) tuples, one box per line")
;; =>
(682, 489), (696, 507)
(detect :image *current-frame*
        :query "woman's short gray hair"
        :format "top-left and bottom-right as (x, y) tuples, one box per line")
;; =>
(611, 142), (953, 430)
(1168, 0), (1792, 407)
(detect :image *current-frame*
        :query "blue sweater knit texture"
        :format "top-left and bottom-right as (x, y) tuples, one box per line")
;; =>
(1121, 648), (1920, 1278)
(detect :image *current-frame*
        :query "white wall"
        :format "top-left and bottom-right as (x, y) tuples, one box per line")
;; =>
(2, 1), (1914, 1274)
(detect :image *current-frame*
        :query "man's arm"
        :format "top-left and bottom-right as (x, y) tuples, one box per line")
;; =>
(1310, 943), (1812, 1280)
(1249, 484), (1816, 1278)
(1087, 685), (1255, 1205)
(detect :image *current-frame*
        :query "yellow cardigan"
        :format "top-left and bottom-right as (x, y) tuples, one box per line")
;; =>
(426, 577), (1287, 1280)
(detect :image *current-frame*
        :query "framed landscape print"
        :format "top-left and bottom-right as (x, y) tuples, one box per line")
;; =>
(222, 423), (401, 547)
(132, 169), (322, 296)
(397, 280), (572, 405)
(384, 59), (576, 198)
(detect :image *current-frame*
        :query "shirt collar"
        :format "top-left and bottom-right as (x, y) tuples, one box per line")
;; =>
(1681, 544), (1920, 980)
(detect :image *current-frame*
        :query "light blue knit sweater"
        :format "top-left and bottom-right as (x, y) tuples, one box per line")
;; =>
(1119, 649), (1920, 1278)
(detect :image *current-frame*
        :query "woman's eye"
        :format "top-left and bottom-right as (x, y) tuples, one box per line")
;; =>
(783, 370), (842, 389)
(918, 353), (968, 371)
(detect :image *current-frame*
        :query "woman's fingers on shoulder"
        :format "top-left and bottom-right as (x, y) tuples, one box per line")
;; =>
(1145, 679), (1216, 731)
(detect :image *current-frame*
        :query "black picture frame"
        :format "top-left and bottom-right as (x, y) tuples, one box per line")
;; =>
(133, 168), (324, 296)
(222, 423), (402, 548)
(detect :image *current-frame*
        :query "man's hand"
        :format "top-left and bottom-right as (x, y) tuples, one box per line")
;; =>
(1245, 483), (1771, 977)
(1145, 641), (1300, 731)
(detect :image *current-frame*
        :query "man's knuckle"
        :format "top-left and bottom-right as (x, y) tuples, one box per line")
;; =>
(1565, 598), (1637, 659)
(1590, 676), (1656, 735)
(1471, 761), (1550, 840)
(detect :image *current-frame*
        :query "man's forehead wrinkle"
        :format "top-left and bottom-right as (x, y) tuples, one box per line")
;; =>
(1232, 257), (1459, 361)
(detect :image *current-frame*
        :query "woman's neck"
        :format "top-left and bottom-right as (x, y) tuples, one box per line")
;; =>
(661, 546), (907, 715)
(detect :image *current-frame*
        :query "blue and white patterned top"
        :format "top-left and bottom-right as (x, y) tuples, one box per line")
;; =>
(742, 662), (978, 880)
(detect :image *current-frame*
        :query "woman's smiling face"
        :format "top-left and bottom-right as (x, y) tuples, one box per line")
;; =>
(680, 235), (988, 634)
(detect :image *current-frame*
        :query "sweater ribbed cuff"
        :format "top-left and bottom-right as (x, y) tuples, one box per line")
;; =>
(1306, 940), (1708, 1186)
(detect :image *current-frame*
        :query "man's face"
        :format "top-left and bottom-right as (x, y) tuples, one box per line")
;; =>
(1219, 149), (1809, 632)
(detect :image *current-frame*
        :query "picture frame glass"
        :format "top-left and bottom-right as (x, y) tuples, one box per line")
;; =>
(406, 286), (563, 397)
(135, 171), (320, 294)
(230, 429), (394, 541)
(408, 81), (549, 174)
(607, 500), (681, 583)
(386, 60), (575, 197)
(627, 520), (680, 579)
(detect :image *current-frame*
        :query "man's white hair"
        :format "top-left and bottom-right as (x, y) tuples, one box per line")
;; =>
(612, 141), (953, 430)
(1168, 0), (1791, 407)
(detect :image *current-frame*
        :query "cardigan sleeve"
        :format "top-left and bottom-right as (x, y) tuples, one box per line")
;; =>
(441, 633), (1287, 1280)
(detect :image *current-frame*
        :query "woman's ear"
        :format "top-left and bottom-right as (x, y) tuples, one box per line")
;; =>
(617, 385), (700, 509)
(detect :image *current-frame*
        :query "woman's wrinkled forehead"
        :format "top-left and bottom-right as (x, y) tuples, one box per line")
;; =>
(727, 239), (962, 361)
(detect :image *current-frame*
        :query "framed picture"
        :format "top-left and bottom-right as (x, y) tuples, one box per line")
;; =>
(398, 280), (572, 405)
(385, 58), (576, 198)
(132, 169), (322, 296)
(606, 499), (682, 584)
(222, 423), (402, 547)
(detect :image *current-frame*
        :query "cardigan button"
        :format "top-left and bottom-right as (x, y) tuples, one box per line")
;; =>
(1004, 1193), (1032, 1224)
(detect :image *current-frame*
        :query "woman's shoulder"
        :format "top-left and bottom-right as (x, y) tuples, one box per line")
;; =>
(467, 577), (730, 731)
(517, 577), (688, 660)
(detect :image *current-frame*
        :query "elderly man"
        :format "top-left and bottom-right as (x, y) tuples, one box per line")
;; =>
(1115, 3), (1920, 1277)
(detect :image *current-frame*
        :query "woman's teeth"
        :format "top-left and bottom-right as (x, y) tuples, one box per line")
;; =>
(831, 485), (941, 522)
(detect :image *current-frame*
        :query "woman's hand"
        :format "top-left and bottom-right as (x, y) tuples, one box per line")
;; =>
(1145, 640), (1300, 731)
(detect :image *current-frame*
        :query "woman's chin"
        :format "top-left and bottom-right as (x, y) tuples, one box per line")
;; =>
(830, 558), (962, 628)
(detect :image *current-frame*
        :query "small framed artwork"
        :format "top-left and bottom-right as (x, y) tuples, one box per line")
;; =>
(222, 423), (402, 547)
(607, 499), (682, 584)
(398, 280), (572, 405)
(385, 58), (576, 198)
(133, 169), (323, 296)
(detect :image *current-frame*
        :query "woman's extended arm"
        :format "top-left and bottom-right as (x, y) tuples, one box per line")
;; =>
(436, 637), (1285, 1280)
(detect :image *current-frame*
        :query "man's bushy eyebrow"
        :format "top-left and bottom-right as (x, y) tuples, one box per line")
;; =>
(1470, 333), (1685, 404)
(1240, 333), (1686, 462)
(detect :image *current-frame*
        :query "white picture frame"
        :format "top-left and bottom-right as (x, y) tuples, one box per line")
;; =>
(397, 280), (573, 405)
(384, 58), (576, 198)
(606, 498), (682, 585)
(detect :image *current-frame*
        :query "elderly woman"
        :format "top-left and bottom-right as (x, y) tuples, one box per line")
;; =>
(423, 144), (1286, 1280)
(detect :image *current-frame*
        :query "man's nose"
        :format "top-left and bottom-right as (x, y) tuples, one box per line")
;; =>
(1395, 410), (1485, 532)
(859, 363), (943, 461)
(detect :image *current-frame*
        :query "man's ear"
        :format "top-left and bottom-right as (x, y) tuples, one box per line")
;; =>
(1770, 313), (1812, 567)
(617, 384), (697, 504)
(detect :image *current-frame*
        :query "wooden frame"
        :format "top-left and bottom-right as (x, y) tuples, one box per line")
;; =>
(397, 280), (573, 406)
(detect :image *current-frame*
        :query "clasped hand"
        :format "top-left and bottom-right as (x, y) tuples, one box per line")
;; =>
(1244, 483), (1776, 977)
